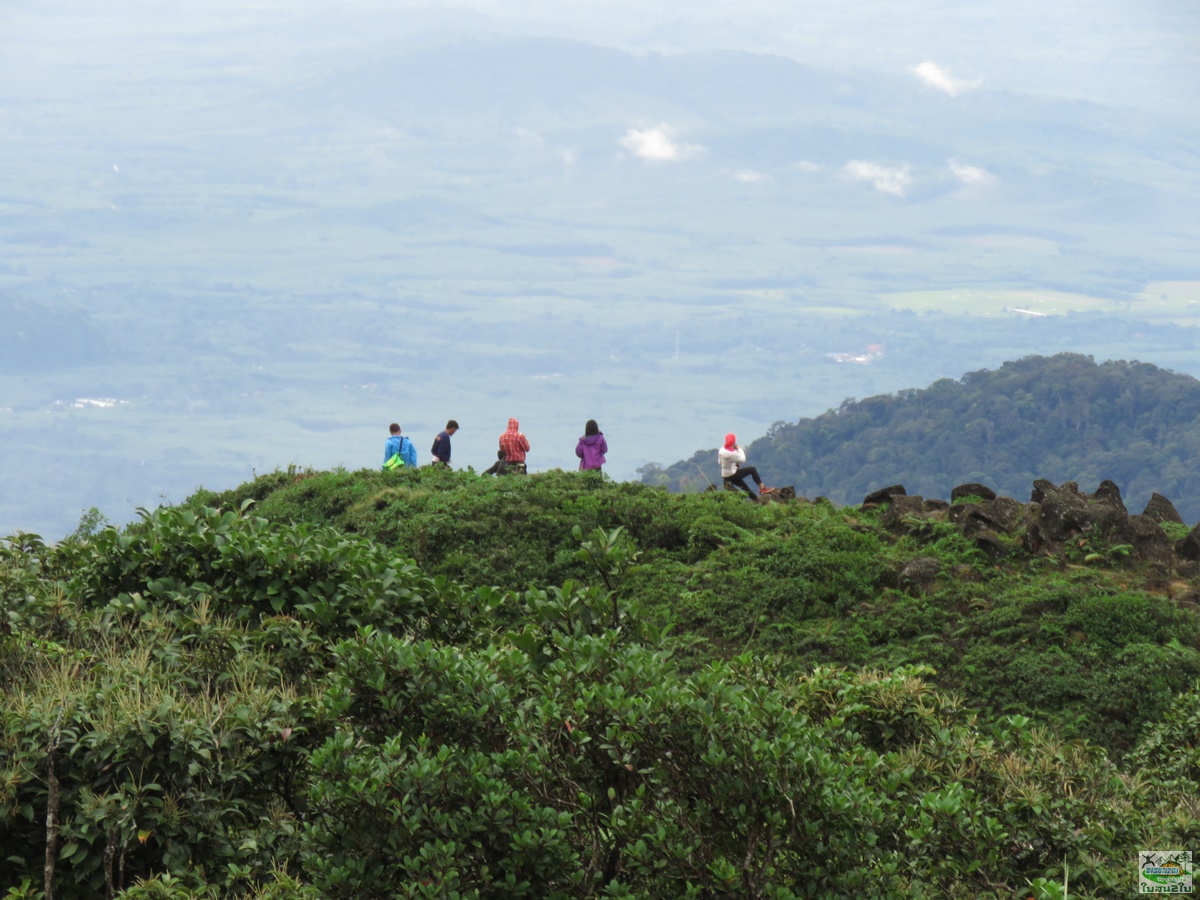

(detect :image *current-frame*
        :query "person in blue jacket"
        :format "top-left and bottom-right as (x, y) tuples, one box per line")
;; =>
(383, 423), (417, 470)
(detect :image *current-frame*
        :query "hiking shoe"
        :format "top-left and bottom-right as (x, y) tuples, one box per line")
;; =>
(759, 486), (775, 495)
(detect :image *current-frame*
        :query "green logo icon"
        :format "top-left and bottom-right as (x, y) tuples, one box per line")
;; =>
(1140, 851), (1193, 894)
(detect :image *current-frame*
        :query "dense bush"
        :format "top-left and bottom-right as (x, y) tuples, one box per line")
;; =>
(4, 469), (1200, 896)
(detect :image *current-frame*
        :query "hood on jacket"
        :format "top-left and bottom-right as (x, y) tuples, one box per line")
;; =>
(580, 432), (605, 444)
(507, 418), (520, 432)
(724, 433), (737, 450)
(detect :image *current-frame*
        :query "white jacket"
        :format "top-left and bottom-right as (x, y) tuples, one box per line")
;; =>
(718, 445), (745, 478)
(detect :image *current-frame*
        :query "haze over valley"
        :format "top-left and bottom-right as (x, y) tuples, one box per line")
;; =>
(2, 0), (1198, 537)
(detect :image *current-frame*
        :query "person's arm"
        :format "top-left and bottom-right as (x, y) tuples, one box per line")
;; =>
(520, 434), (530, 453)
(402, 437), (417, 468)
(575, 439), (584, 459)
(599, 437), (608, 455)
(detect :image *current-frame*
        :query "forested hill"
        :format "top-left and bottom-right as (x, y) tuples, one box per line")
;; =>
(644, 353), (1200, 519)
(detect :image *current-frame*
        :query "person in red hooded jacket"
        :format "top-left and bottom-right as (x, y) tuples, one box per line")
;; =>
(498, 417), (531, 474)
(717, 433), (773, 499)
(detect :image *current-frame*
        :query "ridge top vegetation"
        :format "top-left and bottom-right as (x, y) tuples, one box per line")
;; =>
(2, 464), (1199, 898)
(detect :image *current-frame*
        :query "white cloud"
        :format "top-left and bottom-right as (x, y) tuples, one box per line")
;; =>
(947, 158), (996, 186)
(912, 61), (982, 97)
(793, 160), (823, 173)
(619, 126), (704, 162)
(842, 160), (912, 197)
(733, 169), (768, 183)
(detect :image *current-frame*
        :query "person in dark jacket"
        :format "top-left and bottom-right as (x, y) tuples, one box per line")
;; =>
(575, 419), (607, 472)
(430, 419), (459, 467)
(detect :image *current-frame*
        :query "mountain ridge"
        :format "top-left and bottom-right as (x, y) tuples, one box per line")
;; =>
(644, 352), (1200, 520)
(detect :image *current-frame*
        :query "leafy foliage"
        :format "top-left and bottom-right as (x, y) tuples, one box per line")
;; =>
(4, 467), (1200, 896)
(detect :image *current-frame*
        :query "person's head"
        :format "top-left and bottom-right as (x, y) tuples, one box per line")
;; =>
(446, 419), (459, 434)
(585, 419), (600, 436)
(507, 417), (519, 431)
(389, 423), (401, 435)
(724, 433), (736, 449)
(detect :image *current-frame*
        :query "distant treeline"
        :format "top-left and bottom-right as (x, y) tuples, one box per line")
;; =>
(644, 353), (1200, 521)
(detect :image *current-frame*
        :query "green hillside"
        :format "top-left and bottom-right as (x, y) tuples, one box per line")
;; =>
(645, 353), (1200, 521)
(3, 467), (1200, 898)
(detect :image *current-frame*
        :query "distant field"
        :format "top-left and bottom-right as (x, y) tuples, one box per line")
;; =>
(881, 287), (1200, 325)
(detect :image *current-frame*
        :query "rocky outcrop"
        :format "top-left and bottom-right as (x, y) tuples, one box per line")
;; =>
(857, 477), (1192, 570)
(1027, 479), (1128, 549)
(863, 485), (907, 506)
(882, 495), (925, 528)
(746, 477), (1192, 569)
(900, 557), (941, 594)
(949, 497), (1025, 534)
(951, 482), (997, 503)
(1176, 525), (1200, 561)
(1143, 492), (1185, 525)
(1112, 514), (1175, 563)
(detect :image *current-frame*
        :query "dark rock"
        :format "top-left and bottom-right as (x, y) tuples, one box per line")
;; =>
(949, 499), (1022, 534)
(973, 529), (1010, 561)
(1086, 482), (1129, 533)
(923, 499), (950, 513)
(1034, 485), (1095, 543)
(1089, 480), (1127, 515)
(1111, 515), (1172, 563)
(960, 497), (1026, 534)
(863, 485), (906, 506)
(1031, 479), (1057, 504)
(985, 497), (1027, 532)
(1179, 560), (1200, 578)
(759, 486), (796, 504)
(901, 557), (941, 594)
(951, 482), (997, 503)
(1142, 492), (1184, 525)
(1033, 480), (1128, 546)
(1176, 525), (1200, 561)
(882, 495), (926, 528)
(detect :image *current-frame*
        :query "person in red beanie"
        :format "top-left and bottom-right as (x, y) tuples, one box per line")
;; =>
(717, 433), (773, 498)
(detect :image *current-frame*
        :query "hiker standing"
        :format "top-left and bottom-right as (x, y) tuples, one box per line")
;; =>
(498, 418), (530, 474)
(383, 423), (417, 470)
(430, 420), (459, 467)
(718, 433), (772, 498)
(575, 419), (607, 472)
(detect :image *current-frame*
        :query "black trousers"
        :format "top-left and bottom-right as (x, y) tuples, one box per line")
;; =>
(723, 466), (762, 497)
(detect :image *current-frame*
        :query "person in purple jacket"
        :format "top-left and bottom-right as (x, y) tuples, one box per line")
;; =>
(575, 419), (608, 472)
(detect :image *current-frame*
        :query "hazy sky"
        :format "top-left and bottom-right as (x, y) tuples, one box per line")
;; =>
(4, 0), (1197, 116)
